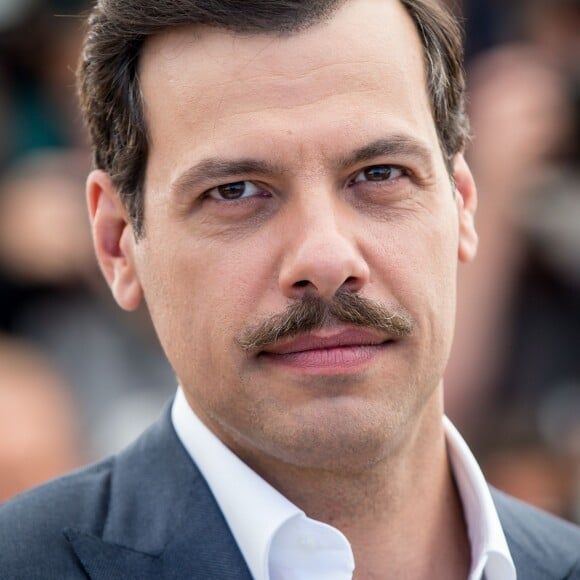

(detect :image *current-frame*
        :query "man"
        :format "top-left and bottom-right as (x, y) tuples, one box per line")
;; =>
(1, 0), (579, 578)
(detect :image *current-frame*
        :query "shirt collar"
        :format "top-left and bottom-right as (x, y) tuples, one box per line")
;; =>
(444, 417), (516, 580)
(172, 387), (515, 580)
(171, 387), (299, 580)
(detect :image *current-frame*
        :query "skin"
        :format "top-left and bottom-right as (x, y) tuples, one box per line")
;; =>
(88, 0), (478, 577)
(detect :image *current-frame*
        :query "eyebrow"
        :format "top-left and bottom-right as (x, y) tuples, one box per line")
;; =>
(170, 158), (284, 200)
(170, 134), (434, 198)
(336, 135), (434, 170)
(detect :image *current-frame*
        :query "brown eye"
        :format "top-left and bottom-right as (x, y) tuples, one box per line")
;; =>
(217, 182), (247, 199)
(352, 165), (404, 183)
(207, 181), (261, 200)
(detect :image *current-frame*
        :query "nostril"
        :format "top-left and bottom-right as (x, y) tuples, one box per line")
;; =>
(342, 276), (362, 291)
(294, 280), (310, 288)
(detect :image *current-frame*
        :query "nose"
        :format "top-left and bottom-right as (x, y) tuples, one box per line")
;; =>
(278, 201), (370, 300)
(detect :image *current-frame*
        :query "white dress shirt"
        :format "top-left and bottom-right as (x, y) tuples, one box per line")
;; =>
(172, 387), (516, 580)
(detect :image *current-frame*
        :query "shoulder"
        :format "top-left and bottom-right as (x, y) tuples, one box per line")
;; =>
(0, 457), (115, 579)
(0, 404), (190, 579)
(491, 488), (580, 578)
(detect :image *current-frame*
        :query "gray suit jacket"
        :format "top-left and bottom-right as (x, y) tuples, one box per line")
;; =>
(1, 403), (578, 579)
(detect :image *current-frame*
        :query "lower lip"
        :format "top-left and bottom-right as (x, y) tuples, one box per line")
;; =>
(259, 343), (392, 375)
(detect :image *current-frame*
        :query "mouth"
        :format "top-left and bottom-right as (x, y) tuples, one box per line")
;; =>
(257, 328), (395, 375)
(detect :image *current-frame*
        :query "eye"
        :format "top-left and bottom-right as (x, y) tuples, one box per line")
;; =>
(206, 181), (265, 201)
(350, 165), (405, 184)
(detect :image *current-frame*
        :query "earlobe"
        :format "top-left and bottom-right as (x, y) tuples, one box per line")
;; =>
(453, 154), (479, 263)
(87, 170), (143, 311)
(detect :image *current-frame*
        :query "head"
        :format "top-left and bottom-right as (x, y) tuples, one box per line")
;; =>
(79, 0), (470, 238)
(81, 0), (478, 474)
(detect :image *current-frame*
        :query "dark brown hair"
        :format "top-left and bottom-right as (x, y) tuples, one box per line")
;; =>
(78, 0), (468, 237)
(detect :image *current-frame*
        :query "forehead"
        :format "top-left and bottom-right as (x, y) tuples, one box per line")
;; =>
(139, 0), (436, 178)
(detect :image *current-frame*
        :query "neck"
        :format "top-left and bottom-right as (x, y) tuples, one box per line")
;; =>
(241, 392), (470, 579)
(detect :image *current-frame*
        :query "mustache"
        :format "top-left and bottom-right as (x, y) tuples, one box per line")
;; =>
(236, 290), (415, 352)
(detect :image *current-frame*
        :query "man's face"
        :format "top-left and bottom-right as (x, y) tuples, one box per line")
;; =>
(92, 0), (477, 473)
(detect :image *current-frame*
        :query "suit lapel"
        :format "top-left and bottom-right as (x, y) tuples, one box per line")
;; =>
(491, 488), (576, 580)
(64, 415), (579, 579)
(64, 528), (162, 579)
(65, 404), (252, 580)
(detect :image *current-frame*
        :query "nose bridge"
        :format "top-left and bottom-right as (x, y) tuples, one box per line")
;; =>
(278, 188), (370, 299)
(301, 195), (350, 254)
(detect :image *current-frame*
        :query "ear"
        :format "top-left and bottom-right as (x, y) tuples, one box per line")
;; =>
(87, 170), (143, 311)
(453, 154), (478, 263)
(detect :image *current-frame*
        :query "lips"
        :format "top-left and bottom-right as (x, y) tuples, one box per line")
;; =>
(260, 328), (392, 356)
(257, 328), (393, 374)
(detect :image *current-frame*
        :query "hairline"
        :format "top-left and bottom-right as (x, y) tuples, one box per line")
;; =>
(80, 0), (466, 238)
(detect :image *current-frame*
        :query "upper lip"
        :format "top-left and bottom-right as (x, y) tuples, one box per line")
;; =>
(260, 328), (392, 355)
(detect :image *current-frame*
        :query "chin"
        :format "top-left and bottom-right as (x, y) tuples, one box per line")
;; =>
(256, 397), (412, 473)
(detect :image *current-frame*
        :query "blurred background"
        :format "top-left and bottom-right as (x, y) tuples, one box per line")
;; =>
(0, 0), (578, 522)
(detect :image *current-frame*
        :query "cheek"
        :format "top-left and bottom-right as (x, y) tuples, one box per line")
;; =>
(138, 234), (276, 376)
(414, 221), (460, 365)
(370, 211), (459, 338)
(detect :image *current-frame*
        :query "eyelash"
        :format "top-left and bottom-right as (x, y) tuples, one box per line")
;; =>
(205, 181), (267, 202)
(348, 165), (407, 186)
(203, 164), (409, 202)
